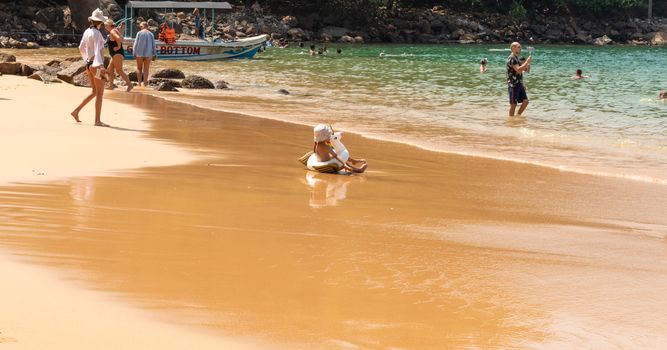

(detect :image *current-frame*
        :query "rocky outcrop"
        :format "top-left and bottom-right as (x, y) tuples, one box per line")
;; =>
(72, 70), (91, 87)
(182, 75), (214, 89)
(0, 62), (23, 75)
(148, 78), (182, 87)
(0, 54), (16, 63)
(319, 26), (350, 41)
(67, 0), (122, 31)
(29, 71), (61, 83)
(21, 63), (40, 76)
(594, 35), (613, 45)
(57, 60), (88, 83)
(0, 1), (665, 47)
(650, 31), (667, 45)
(152, 68), (186, 79)
(156, 81), (179, 92)
(215, 80), (229, 89)
(0, 36), (40, 49)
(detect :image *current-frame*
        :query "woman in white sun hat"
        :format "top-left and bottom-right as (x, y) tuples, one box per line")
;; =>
(71, 8), (111, 127)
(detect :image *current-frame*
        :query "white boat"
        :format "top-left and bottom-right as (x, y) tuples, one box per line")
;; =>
(121, 1), (268, 60)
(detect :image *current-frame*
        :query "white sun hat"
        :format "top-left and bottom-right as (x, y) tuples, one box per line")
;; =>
(313, 124), (333, 142)
(88, 8), (108, 22)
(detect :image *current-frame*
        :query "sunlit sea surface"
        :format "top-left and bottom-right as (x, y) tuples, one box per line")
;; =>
(14, 44), (667, 183)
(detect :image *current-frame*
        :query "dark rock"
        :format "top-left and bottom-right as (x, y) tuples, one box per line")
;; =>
(319, 26), (350, 41)
(67, 0), (122, 32)
(181, 75), (214, 89)
(21, 63), (41, 76)
(151, 68), (185, 79)
(418, 19), (431, 34)
(298, 13), (321, 31)
(148, 78), (182, 87)
(128, 71), (138, 82)
(651, 31), (667, 45)
(0, 62), (22, 75)
(155, 81), (179, 92)
(42, 65), (62, 75)
(57, 59), (87, 84)
(0, 53), (16, 63)
(46, 59), (61, 67)
(277, 88), (289, 95)
(72, 70), (91, 87)
(282, 15), (298, 28)
(287, 27), (308, 41)
(430, 20), (445, 34)
(215, 80), (229, 89)
(594, 35), (613, 45)
(544, 28), (563, 41)
(28, 71), (61, 83)
(339, 35), (355, 43)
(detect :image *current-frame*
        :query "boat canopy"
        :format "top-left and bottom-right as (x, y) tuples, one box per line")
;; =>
(126, 1), (232, 10)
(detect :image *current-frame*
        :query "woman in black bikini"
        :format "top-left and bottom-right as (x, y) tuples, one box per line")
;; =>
(104, 19), (132, 91)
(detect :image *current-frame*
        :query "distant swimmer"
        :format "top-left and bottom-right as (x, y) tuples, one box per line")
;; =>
(660, 91), (666, 100)
(479, 58), (488, 73)
(572, 69), (590, 79)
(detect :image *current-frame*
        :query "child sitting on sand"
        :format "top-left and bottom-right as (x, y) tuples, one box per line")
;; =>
(313, 124), (368, 173)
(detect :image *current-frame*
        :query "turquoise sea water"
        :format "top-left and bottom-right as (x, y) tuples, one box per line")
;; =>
(153, 44), (667, 184)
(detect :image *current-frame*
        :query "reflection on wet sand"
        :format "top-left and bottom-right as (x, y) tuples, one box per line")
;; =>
(304, 172), (364, 208)
(1, 92), (667, 349)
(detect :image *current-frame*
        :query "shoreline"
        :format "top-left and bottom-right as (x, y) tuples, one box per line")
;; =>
(5, 45), (667, 185)
(2, 67), (667, 348)
(137, 86), (667, 187)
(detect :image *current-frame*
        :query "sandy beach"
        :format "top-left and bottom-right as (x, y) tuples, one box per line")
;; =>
(2, 73), (667, 349)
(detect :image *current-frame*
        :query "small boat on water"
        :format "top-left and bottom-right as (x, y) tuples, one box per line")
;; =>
(121, 1), (268, 60)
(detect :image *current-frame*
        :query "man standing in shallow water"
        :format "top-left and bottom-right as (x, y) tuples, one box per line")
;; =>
(507, 42), (532, 117)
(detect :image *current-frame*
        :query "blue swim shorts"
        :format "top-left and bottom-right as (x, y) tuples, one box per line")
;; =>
(508, 84), (528, 104)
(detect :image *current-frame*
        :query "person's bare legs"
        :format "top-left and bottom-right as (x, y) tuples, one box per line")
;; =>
(142, 58), (151, 87)
(106, 55), (116, 89)
(348, 157), (366, 165)
(113, 54), (133, 92)
(91, 68), (107, 126)
(135, 57), (144, 87)
(517, 99), (529, 116)
(509, 103), (517, 117)
(70, 68), (96, 123)
(347, 162), (368, 173)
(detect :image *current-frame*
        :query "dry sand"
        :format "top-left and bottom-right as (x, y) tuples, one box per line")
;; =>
(0, 75), (194, 185)
(1, 74), (667, 349)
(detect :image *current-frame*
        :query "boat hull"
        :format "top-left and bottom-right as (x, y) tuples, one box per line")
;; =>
(122, 34), (268, 61)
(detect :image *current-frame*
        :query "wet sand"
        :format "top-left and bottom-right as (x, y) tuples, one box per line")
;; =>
(1, 76), (667, 349)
